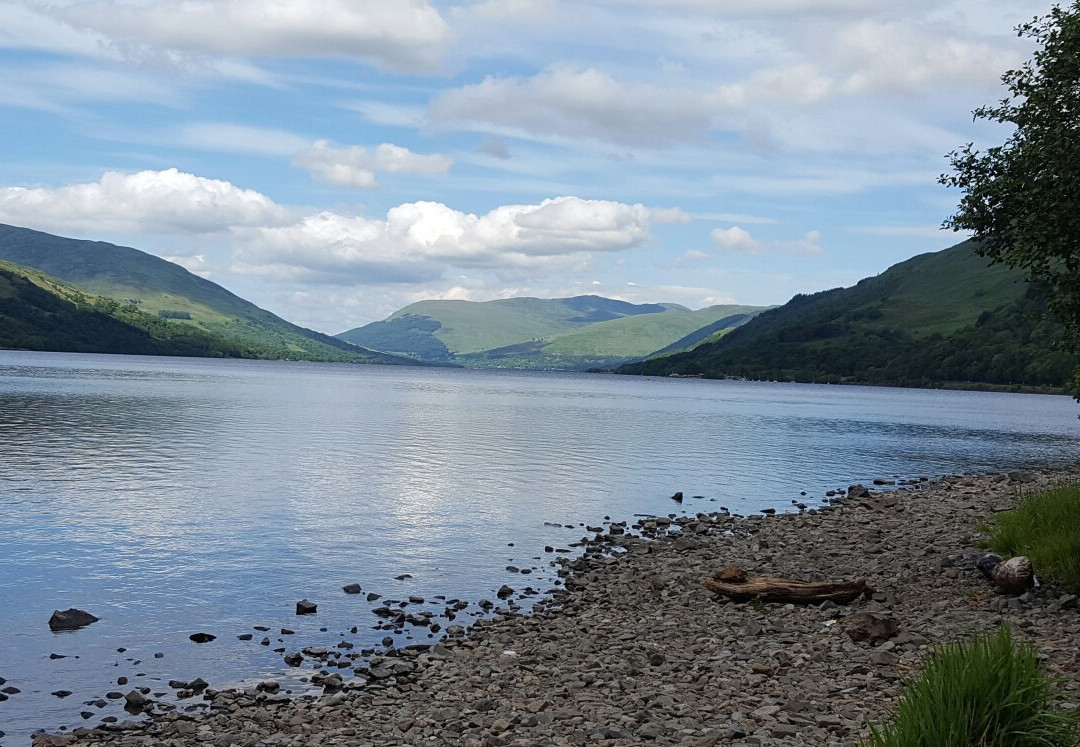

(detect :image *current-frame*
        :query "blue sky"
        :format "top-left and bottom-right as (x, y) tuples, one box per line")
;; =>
(0, 0), (1048, 333)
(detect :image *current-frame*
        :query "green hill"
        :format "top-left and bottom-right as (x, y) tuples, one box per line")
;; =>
(0, 259), (263, 357)
(0, 223), (410, 364)
(338, 296), (766, 370)
(618, 241), (1074, 390)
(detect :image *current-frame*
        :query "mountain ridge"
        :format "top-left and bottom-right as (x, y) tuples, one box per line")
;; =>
(618, 241), (1073, 391)
(339, 296), (766, 370)
(0, 223), (411, 365)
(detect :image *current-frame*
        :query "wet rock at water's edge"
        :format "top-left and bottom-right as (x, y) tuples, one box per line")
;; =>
(48, 608), (99, 631)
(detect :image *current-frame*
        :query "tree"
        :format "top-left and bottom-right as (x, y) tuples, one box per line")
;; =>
(940, 3), (1080, 356)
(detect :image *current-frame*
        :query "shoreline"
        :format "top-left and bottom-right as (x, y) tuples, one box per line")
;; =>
(30, 465), (1080, 747)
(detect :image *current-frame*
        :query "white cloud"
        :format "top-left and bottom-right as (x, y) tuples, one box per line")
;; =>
(428, 66), (728, 146)
(0, 169), (288, 235)
(53, 0), (449, 73)
(712, 226), (824, 257)
(675, 249), (711, 267)
(292, 140), (453, 189)
(830, 20), (1025, 96)
(234, 196), (659, 283)
(172, 122), (310, 156)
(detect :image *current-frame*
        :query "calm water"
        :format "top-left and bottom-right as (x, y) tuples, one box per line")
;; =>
(1, 351), (1078, 743)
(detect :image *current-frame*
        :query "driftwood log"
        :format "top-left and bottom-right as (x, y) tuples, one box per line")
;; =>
(704, 567), (868, 604)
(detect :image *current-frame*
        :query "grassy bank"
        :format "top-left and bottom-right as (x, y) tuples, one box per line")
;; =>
(983, 482), (1080, 593)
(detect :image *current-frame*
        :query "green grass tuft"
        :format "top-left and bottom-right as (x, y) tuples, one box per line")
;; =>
(983, 483), (1080, 594)
(866, 626), (1077, 747)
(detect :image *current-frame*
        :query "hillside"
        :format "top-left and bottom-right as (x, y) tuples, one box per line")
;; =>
(338, 296), (765, 370)
(619, 241), (1074, 390)
(0, 224), (409, 364)
(0, 259), (260, 357)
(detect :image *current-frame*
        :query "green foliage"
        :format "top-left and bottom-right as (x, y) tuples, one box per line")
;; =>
(619, 243), (1074, 390)
(983, 483), (1080, 593)
(941, 3), (1080, 358)
(866, 626), (1077, 747)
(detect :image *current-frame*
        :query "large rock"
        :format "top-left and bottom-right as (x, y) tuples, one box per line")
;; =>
(296, 599), (318, 615)
(843, 612), (899, 644)
(976, 552), (1002, 580)
(847, 484), (871, 499)
(993, 556), (1034, 594)
(48, 609), (99, 631)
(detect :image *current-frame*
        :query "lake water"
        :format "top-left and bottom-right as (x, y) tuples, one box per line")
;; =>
(1, 351), (1078, 743)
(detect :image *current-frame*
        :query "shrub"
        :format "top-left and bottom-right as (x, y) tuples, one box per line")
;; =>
(984, 483), (1080, 593)
(866, 626), (1076, 746)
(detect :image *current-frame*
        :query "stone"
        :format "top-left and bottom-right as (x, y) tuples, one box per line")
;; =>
(993, 556), (1034, 594)
(843, 612), (900, 644)
(847, 484), (871, 498)
(343, 584), (362, 594)
(670, 492), (683, 503)
(189, 633), (216, 643)
(48, 608), (99, 631)
(976, 552), (1002, 580)
(1059, 594), (1078, 610)
(296, 599), (318, 615)
(124, 690), (150, 709)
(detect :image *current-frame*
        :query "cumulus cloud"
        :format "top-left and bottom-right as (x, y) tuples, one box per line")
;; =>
(712, 226), (824, 257)
(292, 140), (453, 189)
(234, 196), (659, 283)
(53, 0), (449, 73)
(0, 169), (288, 235)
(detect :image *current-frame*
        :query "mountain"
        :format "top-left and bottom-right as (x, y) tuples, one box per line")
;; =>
(0, 224), (410, 364)
(0, 259), (260, 357)
(618, 241), (1074, 390)
(338, 296), (767, 370)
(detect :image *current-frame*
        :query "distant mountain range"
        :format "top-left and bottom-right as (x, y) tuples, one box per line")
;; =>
(336, 297), (767, 370)
(0, 224), (410, 364)
(1, 224), (1071, 390)
(619, 241), (1073, 391)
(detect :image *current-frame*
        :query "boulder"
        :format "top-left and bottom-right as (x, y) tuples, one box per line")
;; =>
(296, 599), (318, 615)
(670, 492), (684, 503)
(188, 633), (216, 643)
(48, 609), (99, 631)
(993, 556), (1034, 594)
(847, 484), (871, 498)
(342, 584), (362, 594)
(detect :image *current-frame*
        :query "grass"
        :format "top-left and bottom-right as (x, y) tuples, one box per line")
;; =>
(866, 626), (1077, 746)
(982, 483), (1080, 594)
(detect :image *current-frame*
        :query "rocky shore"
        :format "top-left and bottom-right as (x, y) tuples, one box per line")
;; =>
(31, 467), (1080, 746)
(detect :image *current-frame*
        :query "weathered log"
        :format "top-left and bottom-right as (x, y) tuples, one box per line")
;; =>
(704, 567), (867, 604)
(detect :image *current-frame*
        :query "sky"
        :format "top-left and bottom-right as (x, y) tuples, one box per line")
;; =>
(0, 0), (1051, 334)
